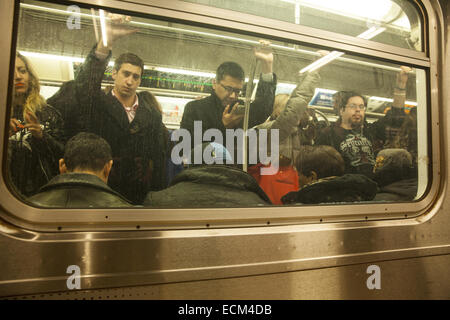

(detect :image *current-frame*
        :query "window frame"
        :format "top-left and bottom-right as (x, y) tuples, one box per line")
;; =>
(0, 0), (443, 232)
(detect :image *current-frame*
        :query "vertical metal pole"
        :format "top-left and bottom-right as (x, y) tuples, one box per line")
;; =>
(242, 57), (258, 172)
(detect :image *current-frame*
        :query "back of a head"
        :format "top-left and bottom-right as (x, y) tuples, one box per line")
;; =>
(114, 52), (144, 75)
(295, 145), (345, 179)
(373, 148), (413, 186)
(189, 142), (234, 167)
(216, 61), (245, 82)
(64, 132), (112, 172)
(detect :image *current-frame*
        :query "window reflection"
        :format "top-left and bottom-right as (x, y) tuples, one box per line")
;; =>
(6, 0), (427, 208)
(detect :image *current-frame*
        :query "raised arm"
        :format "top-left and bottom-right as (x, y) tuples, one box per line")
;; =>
(256, 70), (320, 143)
(248, 40), (277, 128)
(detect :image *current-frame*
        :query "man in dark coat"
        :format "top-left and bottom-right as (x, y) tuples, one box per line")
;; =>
(143, 143), (271, 208)
(29, 132), (131, 208)
(180, 40), (277, 151)
(282, 145), (377, 204)
(48, 16), (166, 204)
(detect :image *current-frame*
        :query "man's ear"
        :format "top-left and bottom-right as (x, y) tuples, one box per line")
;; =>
(102, 160), (113, 182)
(59, 158), (67, 174)
(310, 170), (318, 182)
(111, 69), (117, 80)
(212, 78), (217, 91)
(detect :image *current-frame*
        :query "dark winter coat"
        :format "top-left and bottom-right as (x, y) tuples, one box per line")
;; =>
(8, 104), (64, 197)
(143, 165), (271, 207)
(28, 173), (132, 207)
(281, 174), (378, 204)
(180, 75), (277, 149)
(48, 47), (167, 204)
(374, 178), (418, 201)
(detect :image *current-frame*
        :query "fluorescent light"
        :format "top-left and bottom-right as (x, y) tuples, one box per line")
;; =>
(300, 25), (386, 73)
(99, 9), (108, 47)
(20, 51), (116, 68)
(19, 51), (85, 63)
(154, 67), (215, 78)
(300, 51), (344, 73)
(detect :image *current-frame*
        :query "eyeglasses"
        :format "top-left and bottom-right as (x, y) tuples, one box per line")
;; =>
(346, 103), (366, 111)
(218, 83), (242, 96)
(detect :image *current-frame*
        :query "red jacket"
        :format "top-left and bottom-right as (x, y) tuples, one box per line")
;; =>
(248, 163), (299, 205)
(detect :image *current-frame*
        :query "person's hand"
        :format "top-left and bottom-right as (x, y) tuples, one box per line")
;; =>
(24, 111), (43, 139)
(254, 40), (273, 74)
(96, 13), (137, 53)
(222, 103), (244, 129)
(396, 66), (412, 89)
(9, 118), (23, 137)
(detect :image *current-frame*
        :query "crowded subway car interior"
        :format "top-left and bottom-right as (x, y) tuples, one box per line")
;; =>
(0, 0), (449, 299)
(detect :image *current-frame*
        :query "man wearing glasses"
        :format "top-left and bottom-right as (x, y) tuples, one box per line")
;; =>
(316, 82), (410, 178)
(180, 41), (276, 152)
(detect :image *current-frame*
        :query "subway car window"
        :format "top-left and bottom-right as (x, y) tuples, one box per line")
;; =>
(5, 0), (428, 210)
(182, 0), (423, 51)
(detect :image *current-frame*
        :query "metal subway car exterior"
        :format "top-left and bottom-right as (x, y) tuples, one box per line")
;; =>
(0, 0), (449, 299)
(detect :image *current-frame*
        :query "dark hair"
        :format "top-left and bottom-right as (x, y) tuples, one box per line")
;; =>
(64, 132), (112, 172)
(295, 145), (345, 179)
(373, 148), (414, 186)
(336, 91), (367, 112)
(216, 61), (245, 82)
(114, 52), (144, 75)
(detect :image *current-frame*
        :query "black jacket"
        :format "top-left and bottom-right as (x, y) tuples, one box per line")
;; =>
(28, 173), (132, 208)
(180, 75), (277, 149)
(48, 47), (167, 204)
(8, 104), (65, 197)
(315, 108), (407, 178)
(374, 178), (418, 201)
(144, 165), (271, 208)
(281, 174), (378, 204)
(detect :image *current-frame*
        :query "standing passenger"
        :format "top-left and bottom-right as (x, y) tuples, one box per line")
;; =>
(48, 14), (167, 204)
(180, 40), (277, 151)
(8, 53), (64, 197)
(315, 67), (411, 177)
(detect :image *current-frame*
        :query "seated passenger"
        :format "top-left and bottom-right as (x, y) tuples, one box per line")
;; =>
(315, 67), (411, 178)
(143, 142), (271, 208)
(8, 52), (64, 197)
(48, 14), (167, 204)
(29, 132), (131, 207)
(180, 40), (277, 149)
(281, 145), (377, 204)
(373, 148), (417, 201)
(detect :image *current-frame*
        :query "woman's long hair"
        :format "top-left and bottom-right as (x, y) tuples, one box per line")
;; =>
(15, 52), (46, 118)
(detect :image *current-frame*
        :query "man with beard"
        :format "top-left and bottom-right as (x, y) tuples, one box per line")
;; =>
(315, 90), (409, 178)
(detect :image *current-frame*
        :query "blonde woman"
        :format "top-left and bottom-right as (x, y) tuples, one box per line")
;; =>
(8, 53), (64, 197)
